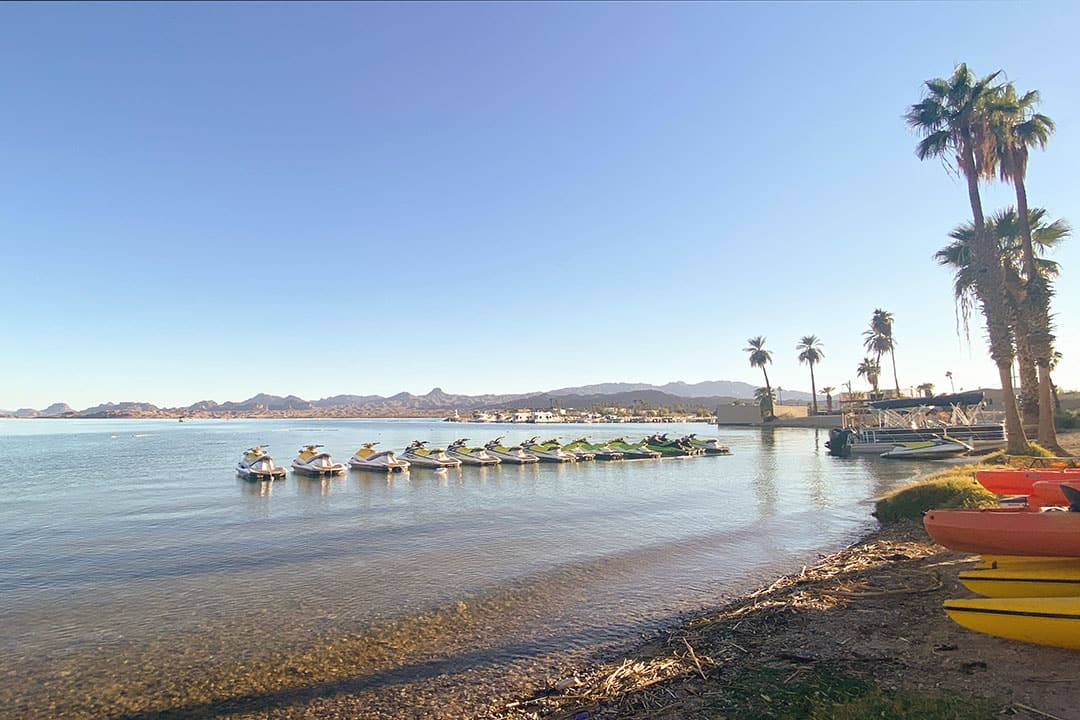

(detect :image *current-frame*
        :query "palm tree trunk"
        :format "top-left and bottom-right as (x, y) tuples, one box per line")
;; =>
(960, 139), (1028, 453)
(1013, 176), (1060, 449)
(809, 364), (818, 415)
(761, 367), (774, 420)
(1015, 332), (1039, 430)
(890, 350), (900, 396)
(1004, 265), (1039, 431)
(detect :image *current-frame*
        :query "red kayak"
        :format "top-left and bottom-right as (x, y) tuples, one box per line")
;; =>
(975, 468), (1080, 496)
(924, 507), (1080, 557)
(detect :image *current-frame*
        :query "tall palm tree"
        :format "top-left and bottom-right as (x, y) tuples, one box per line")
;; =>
(936, 208), (1069, 429)
(796, 335), (825, 414)
(856, 358), (881, 397)
(820, 386), (835, 414)
(907, 64), (1028, 453)
(989, 83), (1059, 448)
(863, 309), (899, 396)
(744, 337), (774, 419)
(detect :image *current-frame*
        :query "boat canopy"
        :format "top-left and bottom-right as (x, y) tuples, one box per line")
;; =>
(867, 391), (985, 411)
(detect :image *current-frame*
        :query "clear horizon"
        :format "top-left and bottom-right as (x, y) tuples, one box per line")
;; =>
(2, 2), (1077, 409)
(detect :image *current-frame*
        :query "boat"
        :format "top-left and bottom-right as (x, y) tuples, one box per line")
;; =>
(943, 596), (1080, 649)
(522, 437), (578, 463)
(923, 507), (1080, 557)
(291, 444), (346, 476)
(483, 437), (540, 464)
(348, 443), (410, 472)
(826, 391), (1006, 457)
(606, 437), (662, 460)
(975, 467), (1080, 496)
(236, 446), (287, 481)
(446, 438), (501, 465)
(686, 434), (732, 455)
(562, 438), (623, 461)
(959, 564), (1080, 598)
(878, 436), (972, 460)
(400, 440), (462, 469)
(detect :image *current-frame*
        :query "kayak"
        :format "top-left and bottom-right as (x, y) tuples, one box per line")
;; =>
(1029, 480), (1080, 509)
(959, 565), (1080, 598)
(943, 597), (1080, 649)
(923, 508), (1080, 557)
(975, 467), (1080, 496)
(976, 555), (1080, 571)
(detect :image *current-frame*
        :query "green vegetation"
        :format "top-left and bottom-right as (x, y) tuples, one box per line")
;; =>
(706, 667), (995, 720)
(873, 463), (1000, 523)
(1056, 409), (1080, 430)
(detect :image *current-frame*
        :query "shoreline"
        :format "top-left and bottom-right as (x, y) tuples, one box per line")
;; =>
(485, 522), (1080, 719)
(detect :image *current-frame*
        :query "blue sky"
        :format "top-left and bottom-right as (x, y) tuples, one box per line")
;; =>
(1, 2), (1078, 409)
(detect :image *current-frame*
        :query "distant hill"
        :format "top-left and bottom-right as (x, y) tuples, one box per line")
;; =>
(547, 380), (812, 403)
(3, 379), (817, 419)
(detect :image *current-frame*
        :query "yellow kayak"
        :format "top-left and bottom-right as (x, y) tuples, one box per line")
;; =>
(974, 555), (1080, 571)
(959, 565), (1080, 598)
(944, 597), (1080, 649)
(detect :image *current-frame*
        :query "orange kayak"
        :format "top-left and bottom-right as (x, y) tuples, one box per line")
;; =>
(1029, 480), (1080, 509)
(924, 508), (1080, 557)
(975, 468), (1080, 496)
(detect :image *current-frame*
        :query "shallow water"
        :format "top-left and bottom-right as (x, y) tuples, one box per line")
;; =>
(0, 418), (920, 714)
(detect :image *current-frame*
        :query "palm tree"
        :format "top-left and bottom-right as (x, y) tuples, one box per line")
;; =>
(936, 208), (1069, 429)
(744, 336), (774, 419)
(820, 386), (835, 414)
(796, 335), (825, 414)
(907, 64), (1028, 453)
(989, 83), (1059, 448)
(863, 309), (899, 396)
(918, 382), (935, 398)
(856, 358), (881, 397)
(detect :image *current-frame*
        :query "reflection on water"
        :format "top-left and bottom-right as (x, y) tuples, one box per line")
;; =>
(0, 418), (920, 717)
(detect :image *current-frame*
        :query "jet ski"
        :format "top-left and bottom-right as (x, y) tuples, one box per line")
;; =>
(237, 446), (287, 480)
(348, 442), (410, 472)
(643, 433), (702, 457)
(291, 444), (346, 476)
(400, 440), (462, 469)
(522, 437), (578, 463)
(562, 437), (622, 461)
(446, 439), (501, 465)
(483, 437), (540, 464)
(880, 436), (972, 460)
(606, 437), (662, 460)
(686, 434), (732, 455)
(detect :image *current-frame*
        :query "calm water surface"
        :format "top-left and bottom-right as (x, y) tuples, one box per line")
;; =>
(0, 418), (921, 705)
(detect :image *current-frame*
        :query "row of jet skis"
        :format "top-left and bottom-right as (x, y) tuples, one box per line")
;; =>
(923, 466), (1080, 650)
(236, 433), (733, 479)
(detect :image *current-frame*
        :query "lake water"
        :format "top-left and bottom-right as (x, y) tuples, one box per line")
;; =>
(0, 418), (922, 717)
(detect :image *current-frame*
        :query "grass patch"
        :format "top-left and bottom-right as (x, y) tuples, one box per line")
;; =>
(708, 667), (994, 719)
(873, 463), (999, 523)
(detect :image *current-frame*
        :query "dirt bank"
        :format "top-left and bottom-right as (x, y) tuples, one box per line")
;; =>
(488, 521), (1080, 720)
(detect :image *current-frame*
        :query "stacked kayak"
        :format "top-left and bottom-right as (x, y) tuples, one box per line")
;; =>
(925, 475), (1080, 650)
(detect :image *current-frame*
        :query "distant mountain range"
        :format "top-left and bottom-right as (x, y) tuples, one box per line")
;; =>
(1, 380), (815, 419)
